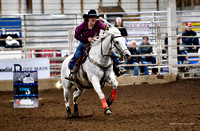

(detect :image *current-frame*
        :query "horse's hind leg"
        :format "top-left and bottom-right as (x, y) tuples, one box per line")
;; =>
(73, 87), (85, 116)
(106, 73), (119, 107)
(63, 82), (73, 118)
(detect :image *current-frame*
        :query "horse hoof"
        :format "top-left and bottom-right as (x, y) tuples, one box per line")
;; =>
(104, 107), (112, 115)
(67, 114), (72, 118)
(106, 98), (112, 107)
(67, 107), (72, 118)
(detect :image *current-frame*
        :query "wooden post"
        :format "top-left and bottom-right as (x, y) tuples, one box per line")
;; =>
(99, 0), (102, 8)
(156, 0), (159, 11)
(19, 0), (22, 13)
(41, 0), (44, 14)
(138, 0), (140, 11)
(118, 0), (121, 7)
(191, 0), (194, 10)
(81, 0), (84, 15)
(181, 0), (185, 10)
(61, 0), (64, 14)
(27, 0), (32, 13)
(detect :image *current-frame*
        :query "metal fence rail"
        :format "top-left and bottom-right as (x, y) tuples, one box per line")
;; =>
(0, 11), (200, 78)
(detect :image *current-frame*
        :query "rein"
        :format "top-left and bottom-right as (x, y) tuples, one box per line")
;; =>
(87, 31), (125, 75)
(100, 32), (124, 57)
(100, 34), (112, 57)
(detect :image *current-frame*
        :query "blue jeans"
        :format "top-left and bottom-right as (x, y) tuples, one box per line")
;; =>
(132, 62), (149, 76)
(68, 42), (121, 70)
(140, 61), (149, 75)
(141, 56), (156, 64)
(68, 42), (85, 70)
(178, 50), (187, 64)
(183, 38), (199, 51)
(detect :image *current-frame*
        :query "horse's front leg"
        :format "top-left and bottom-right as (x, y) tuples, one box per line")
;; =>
(62, 79), (73, 118)
(63, 85), (72, 118)
(73, 87), (85, 116)
(106, 72), (119, 107)
(90, 76), (112, 115)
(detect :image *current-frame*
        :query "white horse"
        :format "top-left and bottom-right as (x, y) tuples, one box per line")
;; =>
(61, 27), (131, 117)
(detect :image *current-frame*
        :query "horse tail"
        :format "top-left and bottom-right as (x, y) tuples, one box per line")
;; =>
(55, 80), (62, 89)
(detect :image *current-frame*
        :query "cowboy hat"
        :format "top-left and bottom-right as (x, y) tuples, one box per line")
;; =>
(83, 9), (99, 19)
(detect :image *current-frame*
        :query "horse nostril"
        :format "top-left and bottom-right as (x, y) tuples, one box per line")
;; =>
(125, 54), (131, 60)
(125, 54), (129, 58)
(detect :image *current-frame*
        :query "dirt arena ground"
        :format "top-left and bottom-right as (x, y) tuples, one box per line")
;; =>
(0, 79), (200, 130)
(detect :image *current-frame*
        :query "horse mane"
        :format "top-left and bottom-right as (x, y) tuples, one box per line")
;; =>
(108, 27), (121, 35)
(92, 27), (121, 45)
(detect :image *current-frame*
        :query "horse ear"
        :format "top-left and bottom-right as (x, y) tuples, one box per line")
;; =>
(99, 29), (104, 38)
(110, 25), (114, 28)
(111, 34), (115, 41)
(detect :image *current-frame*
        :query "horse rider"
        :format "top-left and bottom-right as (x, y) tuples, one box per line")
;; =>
(65, 9), (127, 81)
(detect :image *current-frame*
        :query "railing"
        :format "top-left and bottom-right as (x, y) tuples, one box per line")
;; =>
(0, 11), (200, 78)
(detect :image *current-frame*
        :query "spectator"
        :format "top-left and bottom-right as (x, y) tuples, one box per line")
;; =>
(177, 35), (188, 64)
(114, 17), (128, 45)
(182, 22), (199, 52)
(115, 17), (128, 37)
(127, 41), (149, 76)
(138, 36), (157, 74)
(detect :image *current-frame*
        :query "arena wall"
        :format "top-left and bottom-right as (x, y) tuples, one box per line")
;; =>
(0, 74), (177, 91)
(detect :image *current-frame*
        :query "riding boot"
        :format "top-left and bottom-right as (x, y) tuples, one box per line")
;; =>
(65, 70), (74, 81)
(113, 64), (127, 77)
(65, 64), (79, 81)
(119, 67), (127, 75)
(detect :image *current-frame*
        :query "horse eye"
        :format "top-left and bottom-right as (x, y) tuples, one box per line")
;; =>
(115, 41), (119, 44)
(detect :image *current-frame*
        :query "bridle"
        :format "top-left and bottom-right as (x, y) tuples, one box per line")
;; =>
(87, 30), (127, 73)
(100, 32), (128, 58)
(110, 35), (129, 58)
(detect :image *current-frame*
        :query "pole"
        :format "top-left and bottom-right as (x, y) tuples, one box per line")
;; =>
(167, 0), (178, 75)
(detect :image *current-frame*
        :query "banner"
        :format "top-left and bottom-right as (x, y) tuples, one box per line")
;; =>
(124, 22), (158, 43)
(124, 22), (153, 36)
(0, 58), (50, 80)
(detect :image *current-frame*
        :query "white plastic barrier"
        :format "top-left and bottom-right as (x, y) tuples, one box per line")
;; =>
(0, 58), (50, 80)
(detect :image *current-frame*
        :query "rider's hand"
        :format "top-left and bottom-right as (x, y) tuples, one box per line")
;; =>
(146, 54), (151, 57)
(105, 24), (109, 30)
(88, 37), (93, 43)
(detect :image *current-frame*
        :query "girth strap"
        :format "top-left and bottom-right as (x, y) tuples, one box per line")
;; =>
(88, 56), (112, 72)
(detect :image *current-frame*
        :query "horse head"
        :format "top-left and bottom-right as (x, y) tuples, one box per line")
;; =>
(106, 27), (131, 61)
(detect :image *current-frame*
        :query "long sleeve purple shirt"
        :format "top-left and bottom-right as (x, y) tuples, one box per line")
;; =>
(74, 20), (105, 43)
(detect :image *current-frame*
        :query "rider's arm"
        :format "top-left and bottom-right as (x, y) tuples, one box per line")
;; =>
(74, 23), (89, 43)
(97, 20), (107, 30)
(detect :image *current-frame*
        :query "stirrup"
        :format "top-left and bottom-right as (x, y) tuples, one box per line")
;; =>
(119, 68), (127, 75)
(65, 73), (74, 81)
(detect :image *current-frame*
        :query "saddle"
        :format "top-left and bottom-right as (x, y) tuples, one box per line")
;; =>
(73, 43), (91, 73)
